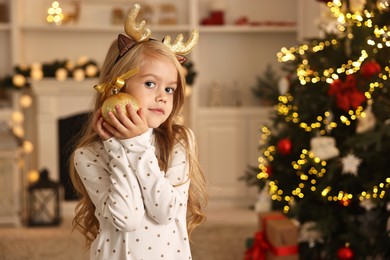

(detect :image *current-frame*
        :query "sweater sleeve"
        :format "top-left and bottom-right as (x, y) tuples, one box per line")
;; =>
(74, 138), (146, 232)
(119, 130), (190, 225)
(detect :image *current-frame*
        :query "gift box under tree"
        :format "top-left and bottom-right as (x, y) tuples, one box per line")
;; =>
(245, 211), (299, 260)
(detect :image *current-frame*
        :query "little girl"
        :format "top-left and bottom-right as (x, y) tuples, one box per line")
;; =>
(70, 4), (207, 259)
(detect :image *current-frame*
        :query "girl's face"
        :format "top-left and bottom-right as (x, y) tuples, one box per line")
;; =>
(124, 55), (178, 128)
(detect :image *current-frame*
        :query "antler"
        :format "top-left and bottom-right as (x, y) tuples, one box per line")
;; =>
(163, 29), (199, 55)
(124, 4), (151, 42)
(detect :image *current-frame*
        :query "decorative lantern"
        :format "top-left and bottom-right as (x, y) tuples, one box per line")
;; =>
(28, 168), (61, 226)
(0, 117), (23, 226)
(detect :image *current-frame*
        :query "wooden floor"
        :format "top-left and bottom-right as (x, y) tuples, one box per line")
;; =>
(0, 207), (258, 260)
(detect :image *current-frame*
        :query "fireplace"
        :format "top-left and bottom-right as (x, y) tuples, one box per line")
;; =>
(58, 112), (91, 200)
(32, 79), (96, 202)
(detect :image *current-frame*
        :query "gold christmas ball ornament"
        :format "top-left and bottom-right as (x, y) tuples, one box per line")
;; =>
(102, 92), (140, 124)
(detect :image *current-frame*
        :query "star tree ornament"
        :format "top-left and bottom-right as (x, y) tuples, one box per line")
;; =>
(341, 153), (362, 176)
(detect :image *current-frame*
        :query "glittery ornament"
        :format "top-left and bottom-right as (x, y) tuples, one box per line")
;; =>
(101, 93), (139, 124)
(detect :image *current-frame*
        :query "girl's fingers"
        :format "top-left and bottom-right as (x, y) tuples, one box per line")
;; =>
(102, 104), (148, 139)
(116, 104), (135, 129)
(110, 107), (136, 137)
(107, 109), (129, 131)
(93, 110), (113, 140)
(126, 104), (138, 121)
(92, 109), (102, 129)
(98, 118), (112, 140)
(115, 105), (130, 123)
(137, 108), (148, 123)
(127, 105), (146, 126)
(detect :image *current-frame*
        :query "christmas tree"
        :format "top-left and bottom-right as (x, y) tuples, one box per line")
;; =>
(245, 0), (390, 258)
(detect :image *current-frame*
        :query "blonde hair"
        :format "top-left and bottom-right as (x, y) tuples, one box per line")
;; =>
(70, 39), (208, 247)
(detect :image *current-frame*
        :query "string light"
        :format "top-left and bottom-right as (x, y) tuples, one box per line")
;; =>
(276, 94), (338, 132)
(258, 114), (388, 210)
(47, 1), (64, 25)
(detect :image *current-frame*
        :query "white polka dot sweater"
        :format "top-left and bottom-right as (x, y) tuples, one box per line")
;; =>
(74, 128), (192, 259)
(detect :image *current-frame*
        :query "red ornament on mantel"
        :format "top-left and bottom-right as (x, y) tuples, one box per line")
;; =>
(337, 245), (354, 260)
(360, 60), (381, 78)
(277, 138), (292, 155)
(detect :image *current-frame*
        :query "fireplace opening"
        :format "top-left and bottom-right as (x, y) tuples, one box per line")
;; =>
(58, 112), (91, 201)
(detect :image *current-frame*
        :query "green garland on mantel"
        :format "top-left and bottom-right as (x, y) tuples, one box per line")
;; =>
(0, 57), (100, 90)
(0, 58), (198, 90)
(182, 61), (197, 86)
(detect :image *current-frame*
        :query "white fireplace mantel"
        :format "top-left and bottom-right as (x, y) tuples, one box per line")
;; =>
(32, 79), (97, 181)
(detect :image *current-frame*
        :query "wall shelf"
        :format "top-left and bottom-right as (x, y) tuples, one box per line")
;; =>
(20, 24), (192, 33)
(199, 25), (297, 33)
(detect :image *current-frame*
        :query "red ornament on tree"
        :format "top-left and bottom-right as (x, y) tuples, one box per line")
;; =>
(337, 245), (354, 260)
(360, 60), (381, 78)
(339, 197), (351, 207)
(277, 138), (292, 155)
(265, 165), (272, 177)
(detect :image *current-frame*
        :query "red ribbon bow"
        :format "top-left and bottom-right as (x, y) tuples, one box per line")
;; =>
(328, 75), (366, 111)
(244, 231), (270, 260)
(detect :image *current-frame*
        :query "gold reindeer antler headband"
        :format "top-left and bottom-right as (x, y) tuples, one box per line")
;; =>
(116, 3), (199, 64)
(94, 4), (199, 95)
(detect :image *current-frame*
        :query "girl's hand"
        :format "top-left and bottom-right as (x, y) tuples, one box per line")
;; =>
(92, 109), (113, 141)
(102, 104), (148, 139)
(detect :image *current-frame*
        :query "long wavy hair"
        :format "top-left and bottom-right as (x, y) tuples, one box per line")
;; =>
(70, 39), (208, 247)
